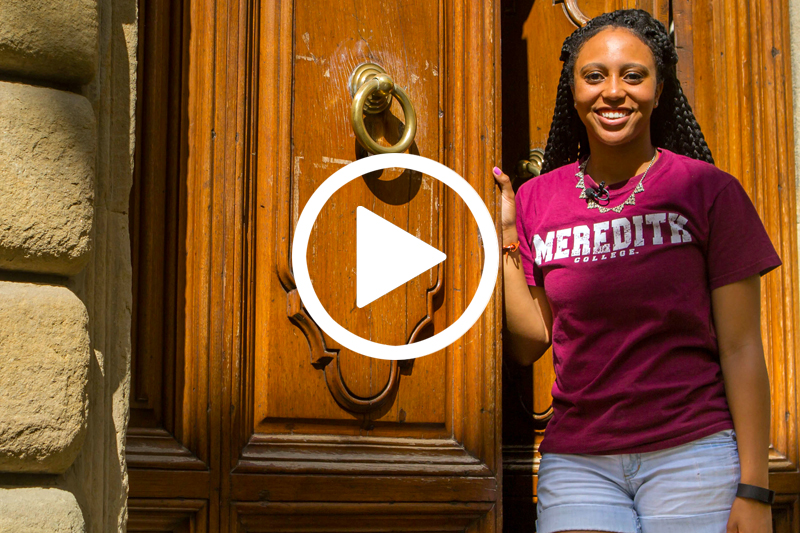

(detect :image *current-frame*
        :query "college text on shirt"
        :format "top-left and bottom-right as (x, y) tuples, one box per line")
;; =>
(532, 212), (692, 265)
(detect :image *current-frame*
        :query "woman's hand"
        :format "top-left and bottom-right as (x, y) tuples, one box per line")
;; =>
(492, 166), (516, 233)
(726, 497), (773, 532)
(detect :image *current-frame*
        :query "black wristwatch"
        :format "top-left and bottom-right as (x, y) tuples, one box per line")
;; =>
(736, 483), (775, 504)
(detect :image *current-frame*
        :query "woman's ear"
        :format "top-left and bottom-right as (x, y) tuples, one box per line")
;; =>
(654, 81), (664, 107)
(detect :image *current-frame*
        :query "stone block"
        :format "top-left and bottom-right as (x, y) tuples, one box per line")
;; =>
(0, 282), (90, 473)
(0, 487), (86, 532)
(0, 0), (98, 85)
(0, 81), (95, 276)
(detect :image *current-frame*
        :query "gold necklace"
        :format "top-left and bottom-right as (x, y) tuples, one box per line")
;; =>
(576, 150), (659, 214)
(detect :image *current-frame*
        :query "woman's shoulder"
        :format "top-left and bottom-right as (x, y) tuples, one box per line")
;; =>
(662, 149), (736, 189)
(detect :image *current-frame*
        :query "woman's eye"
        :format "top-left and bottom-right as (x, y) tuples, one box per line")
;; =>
(584, 72), (604, 83)
(624, 72), (644, 82)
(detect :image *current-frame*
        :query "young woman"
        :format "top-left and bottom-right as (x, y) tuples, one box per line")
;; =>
(493, 9), (780, 533)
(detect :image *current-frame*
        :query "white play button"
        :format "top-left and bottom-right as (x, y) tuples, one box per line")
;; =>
(356, 206), (446, 308)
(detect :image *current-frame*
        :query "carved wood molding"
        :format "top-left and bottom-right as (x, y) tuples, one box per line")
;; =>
(127, 0), (207, 491)
(285, 288), (335, 368)
(228, 473), (497, 502)
(769, 447), (798, 472)
(129, 470), (211, 500)
(274, 93), (445, 417)
(127, 499), (207, 532)
(771, 493), (800, 533)
(278, 211), (441, 417)
(286, 288), (403, 413)
(126, 428), (207, 470)
(233, 434), (493, 476)
(231, 501), (494, 532)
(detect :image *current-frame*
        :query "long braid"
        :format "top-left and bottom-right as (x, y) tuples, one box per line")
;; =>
(541, 9), (714, 174)
(541, 68), (583, 174)
(655, 75), (714, 163)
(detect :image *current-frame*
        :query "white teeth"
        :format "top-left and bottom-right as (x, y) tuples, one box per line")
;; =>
(600, 111), (629, 119)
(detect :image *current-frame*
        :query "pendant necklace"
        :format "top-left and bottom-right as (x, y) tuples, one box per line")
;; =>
(576, 150), (659, 214)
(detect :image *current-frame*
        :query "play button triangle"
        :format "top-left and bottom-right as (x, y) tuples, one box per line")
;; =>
(356, 206), (446, 308)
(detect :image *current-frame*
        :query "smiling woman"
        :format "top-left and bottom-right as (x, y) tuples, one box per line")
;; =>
(493, 8), (780, 533)
(572, 29), (662, 165)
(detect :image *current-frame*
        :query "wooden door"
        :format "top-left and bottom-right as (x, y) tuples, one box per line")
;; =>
(126, 0), (502, 531)
(501, 1), (800, 531)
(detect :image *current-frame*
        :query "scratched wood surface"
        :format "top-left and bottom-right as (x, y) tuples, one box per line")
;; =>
(502, 1), (800, 531)
(244, 0), (501, 529)
(254, 0), (451, 424)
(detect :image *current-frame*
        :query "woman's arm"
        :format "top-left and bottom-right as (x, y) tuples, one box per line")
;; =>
(502, 225), (553, 366)
(493, 168), (553, 366)
(712, 274), (773, 532)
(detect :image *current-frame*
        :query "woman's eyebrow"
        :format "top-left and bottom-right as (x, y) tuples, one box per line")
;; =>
(620, 62), (650, 72)
(578, 62), (607, 73)
(579, 62), (651, 74)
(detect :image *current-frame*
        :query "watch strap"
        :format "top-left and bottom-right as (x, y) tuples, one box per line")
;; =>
(736, 483), (775, 505)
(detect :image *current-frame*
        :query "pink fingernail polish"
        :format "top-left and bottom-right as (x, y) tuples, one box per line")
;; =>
(493, 167), (501, 176)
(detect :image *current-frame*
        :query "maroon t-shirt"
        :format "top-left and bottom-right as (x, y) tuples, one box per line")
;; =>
(515, 149), (781, 454)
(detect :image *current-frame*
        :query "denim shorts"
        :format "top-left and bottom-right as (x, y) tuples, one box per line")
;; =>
(536, 430), (740, 533)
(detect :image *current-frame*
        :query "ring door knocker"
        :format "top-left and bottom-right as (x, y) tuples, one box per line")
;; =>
(349, 63), (417, 154)
(555, 0), (590, 27)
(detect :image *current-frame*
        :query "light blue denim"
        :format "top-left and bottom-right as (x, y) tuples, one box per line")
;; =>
(536, 430), (740, 533)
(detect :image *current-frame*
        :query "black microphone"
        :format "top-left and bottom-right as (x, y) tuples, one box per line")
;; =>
(584, 180), (610, 205)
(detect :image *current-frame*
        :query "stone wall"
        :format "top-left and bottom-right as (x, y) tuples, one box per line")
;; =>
(0, 0), (136, 531)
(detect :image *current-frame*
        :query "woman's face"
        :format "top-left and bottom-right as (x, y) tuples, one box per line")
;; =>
(571, 28), (663, 149)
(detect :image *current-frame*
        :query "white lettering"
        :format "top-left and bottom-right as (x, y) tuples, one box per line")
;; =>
(668, 213), (692, 243)
(620, 250), (626, 257)
(612, 218), (632, 251)
(645, 213), (667, 245)
(571, 225), (591, 257)
(554, 228), (572, 260)
(533, 232), (555, 265)
(593, 221), (611, 254)
(633, 216), (645, 247)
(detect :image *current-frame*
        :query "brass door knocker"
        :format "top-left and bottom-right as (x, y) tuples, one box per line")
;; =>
(349, 63), (417, 154)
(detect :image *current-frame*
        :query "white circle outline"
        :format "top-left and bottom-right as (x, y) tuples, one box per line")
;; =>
(292, 153), (499, 360)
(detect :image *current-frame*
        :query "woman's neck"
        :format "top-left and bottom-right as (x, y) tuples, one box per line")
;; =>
(585, 136), (658, 185)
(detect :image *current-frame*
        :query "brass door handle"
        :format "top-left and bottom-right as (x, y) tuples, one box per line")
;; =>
(515, 148), (545, 182)
(349, 63), (417, 154)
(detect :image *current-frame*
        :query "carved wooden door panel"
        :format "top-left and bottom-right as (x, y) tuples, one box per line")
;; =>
(502, 1), (800, 531)
(128, 0), (502, 531)
(231, 0), (501, 529)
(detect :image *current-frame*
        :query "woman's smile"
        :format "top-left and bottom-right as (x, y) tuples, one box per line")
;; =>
(594, 107), (634, 126)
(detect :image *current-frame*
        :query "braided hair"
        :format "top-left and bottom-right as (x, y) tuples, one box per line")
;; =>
(540, 9), (714, 174)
